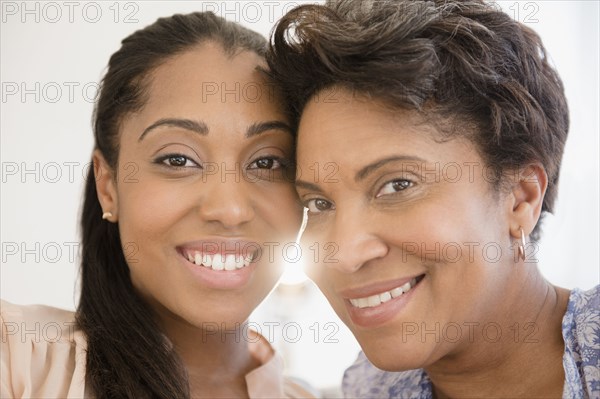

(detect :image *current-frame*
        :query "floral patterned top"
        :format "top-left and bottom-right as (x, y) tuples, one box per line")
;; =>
(342, 285), (599, 399)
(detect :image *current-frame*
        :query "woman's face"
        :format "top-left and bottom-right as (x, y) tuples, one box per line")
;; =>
(296, 88), (519, 370)
(101, 43), (301, 329)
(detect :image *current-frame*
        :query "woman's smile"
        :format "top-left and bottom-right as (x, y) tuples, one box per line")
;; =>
(175, 238), (264, 289)
(341, 274), (426, 328)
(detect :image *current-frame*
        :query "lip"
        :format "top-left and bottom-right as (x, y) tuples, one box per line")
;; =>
(177, 239), (260, 257)
(342, 274), (426, 328)
(338, 274), (423, 299)
(176, 238), (261, 290)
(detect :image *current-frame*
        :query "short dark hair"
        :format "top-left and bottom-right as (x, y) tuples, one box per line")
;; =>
(267, 0), (569, 240)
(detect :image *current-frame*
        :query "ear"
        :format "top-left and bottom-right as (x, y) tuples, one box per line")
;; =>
(508, 163), (548, 238)
(93, 149), (119, 222)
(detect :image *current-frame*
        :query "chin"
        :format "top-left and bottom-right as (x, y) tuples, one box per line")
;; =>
(359, 337), (434, 372)
(185, 310), (251, 331)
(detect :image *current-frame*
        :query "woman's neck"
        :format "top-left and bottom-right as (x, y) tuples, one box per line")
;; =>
(157, 312), (260, 398)
(426, 266), (570, 399)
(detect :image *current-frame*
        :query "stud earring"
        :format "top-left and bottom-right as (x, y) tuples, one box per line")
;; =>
(102, 212), (113, 220)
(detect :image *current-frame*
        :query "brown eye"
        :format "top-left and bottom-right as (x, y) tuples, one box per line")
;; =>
(155, 154), (199, 168)
(377, 179), (413, 197)
(392, 180), (411, 191)
(256, 158), (274, 169)
(167, 156), (187, 167)
(248, 157), (284, 170)
(306, 198), (333, 213)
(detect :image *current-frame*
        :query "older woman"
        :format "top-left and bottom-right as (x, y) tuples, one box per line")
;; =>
(268, 0), (599, 397)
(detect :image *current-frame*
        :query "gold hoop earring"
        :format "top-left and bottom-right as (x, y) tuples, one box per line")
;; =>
(102, 212), (113, 220)
(518, 227), (526, 261)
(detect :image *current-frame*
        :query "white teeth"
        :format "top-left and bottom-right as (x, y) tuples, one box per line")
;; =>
(349, 278), (421, 309)
(357, 298), (369, 308)
(401, 282), (411, 293)
(379, 291), (392, 303)
(212, 253), (225, 270)
(184, 250), (256, 271)
(367, 294), (381, 307)
(235, 256), (244, 269)
(224, 254), (236, 271)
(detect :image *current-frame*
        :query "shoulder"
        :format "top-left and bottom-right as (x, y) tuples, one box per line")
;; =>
(283, 376), (322, 398)
(567, 285), (599, 314)
(342, 351), (432, 399)
(1, 299), (79, 349)
(1, 300), (86, 398)
(562, 285), (600, 342)
(562, 285), (600, 398)
(2, 299), (78, 334)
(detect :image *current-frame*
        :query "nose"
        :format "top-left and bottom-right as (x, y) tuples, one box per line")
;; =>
(324, 211), (388, 273)
(198, 176), (255, 229)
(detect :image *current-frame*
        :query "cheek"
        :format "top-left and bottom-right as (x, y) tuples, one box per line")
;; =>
(304, 260), (325, 289)
(378, 196), (511, 319)
(381, 189), (502, 263)
(300, 228), (326, 277)
(118, 181), (189, 241)
(255, 183), (303, 237)
(305, 268), (350, 327)
(115, 181), (199, 286)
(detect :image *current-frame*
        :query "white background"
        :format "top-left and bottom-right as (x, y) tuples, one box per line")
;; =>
(1, 1), (599, 394)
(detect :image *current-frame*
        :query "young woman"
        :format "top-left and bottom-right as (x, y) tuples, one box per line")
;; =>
(1, 12), (314, 398)
(267, 0), (599, 397)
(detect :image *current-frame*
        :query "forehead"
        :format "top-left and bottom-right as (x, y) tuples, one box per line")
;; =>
(142, 42), (274, 111)
(119, 42), (287, 142)
(298, 90), (433, 156)
(296, 88), (480, 178)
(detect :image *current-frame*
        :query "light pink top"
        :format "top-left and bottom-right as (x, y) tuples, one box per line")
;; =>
(1, 300), (316, 398)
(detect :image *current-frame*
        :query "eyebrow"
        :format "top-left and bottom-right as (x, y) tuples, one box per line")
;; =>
(296, 155), (428, 192)
(138, 118), (208, 141)
(295, 180), (324, 193)
(138, 118), (293, 142)
(246, 121), (293, 138)
(355, 155), (428, 182)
